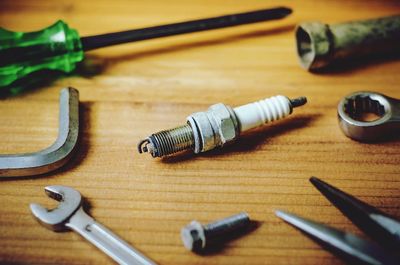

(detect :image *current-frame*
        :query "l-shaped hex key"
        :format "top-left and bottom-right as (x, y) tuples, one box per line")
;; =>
(0, 87), (79, 177)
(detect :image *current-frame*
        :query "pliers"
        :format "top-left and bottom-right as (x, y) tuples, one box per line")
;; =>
(276, 177), (400, 265)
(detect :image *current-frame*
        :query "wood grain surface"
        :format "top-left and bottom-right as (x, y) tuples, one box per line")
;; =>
(1, 1), (400, 264)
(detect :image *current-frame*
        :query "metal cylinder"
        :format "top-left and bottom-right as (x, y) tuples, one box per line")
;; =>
(137, 124), (194, 157)
(296, 15), (400, 71)
(204, 212), (250, 240)
(180, 212), (251, 252)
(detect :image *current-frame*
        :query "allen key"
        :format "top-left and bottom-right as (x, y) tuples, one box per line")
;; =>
(0, 87), (79, 177)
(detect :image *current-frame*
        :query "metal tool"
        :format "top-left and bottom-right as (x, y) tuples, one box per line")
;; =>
(296, 15), (400, 71)
(276, 177), (400, 265)
(30, 185), (157, 265)
(310, 177), (400, 251)
(0, 7), (292, 92)
(337, 91), (400, 141)
(138, 95), (307, 158)
(0, 87), (79, 177)
(181, 212), (250, 252)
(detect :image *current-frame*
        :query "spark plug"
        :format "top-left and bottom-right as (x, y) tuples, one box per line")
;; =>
(138, 95), (307, 158)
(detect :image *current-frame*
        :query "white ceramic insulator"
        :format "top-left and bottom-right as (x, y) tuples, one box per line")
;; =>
(233, 95), (291, 132)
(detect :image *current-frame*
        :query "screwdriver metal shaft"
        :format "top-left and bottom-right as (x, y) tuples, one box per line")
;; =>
(81, 7), (292, 50)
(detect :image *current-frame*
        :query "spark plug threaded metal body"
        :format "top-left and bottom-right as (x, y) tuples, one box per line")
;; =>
(138, 125), (194, 157)
(138, 95), (307, 158)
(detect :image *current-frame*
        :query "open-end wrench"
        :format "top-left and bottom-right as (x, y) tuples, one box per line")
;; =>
(30, 185), (157, 265)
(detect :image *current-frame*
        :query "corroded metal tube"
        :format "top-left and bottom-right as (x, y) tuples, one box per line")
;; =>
(296, 15), (400, 71)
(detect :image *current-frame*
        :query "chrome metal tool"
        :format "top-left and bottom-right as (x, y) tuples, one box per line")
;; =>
(338, 91), (400, 141)
(0, 87), (79, 177)
(276, 177), (400, 265)
(30, 185), (157, 265)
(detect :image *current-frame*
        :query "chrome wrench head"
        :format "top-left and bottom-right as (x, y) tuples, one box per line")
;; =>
(30, 186), (157, 265)
(338, 91), (400, 141)
(30, 185), (82, 231)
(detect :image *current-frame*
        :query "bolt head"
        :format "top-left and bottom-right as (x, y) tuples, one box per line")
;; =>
(181, 221), (205, 252)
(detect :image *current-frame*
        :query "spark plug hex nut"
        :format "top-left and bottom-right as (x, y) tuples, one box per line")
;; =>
(187, 103), (239, 153)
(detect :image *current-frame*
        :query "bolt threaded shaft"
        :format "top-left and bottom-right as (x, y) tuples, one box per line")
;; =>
(138, 124), (194, 157)
(204, 212), (250, 239)
(180, 212), (251, 252)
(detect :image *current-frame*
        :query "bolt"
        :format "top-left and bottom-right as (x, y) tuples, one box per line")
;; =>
(181, 212), (250, 252)
(138, 95), (307, 158)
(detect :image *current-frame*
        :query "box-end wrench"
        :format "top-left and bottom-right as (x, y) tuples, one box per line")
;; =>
(338, 91), (400, 141)
(30, 185), (157, 265)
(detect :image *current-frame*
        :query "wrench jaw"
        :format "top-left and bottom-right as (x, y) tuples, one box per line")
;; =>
(30, 186), (82, 231)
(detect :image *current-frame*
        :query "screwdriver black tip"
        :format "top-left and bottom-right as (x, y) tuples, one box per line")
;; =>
(276, 7), (293, 17)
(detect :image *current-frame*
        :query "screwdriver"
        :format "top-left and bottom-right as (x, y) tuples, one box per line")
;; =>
(0, 7), (291, 91)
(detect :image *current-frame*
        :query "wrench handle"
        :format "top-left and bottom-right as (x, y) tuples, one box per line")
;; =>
(66, 208), (156, 265)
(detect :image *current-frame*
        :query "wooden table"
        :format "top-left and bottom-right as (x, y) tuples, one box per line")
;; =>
(1, 1), (400, 264)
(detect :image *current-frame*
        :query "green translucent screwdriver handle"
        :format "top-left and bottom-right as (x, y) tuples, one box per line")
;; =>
(0, 20), (84, 88)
